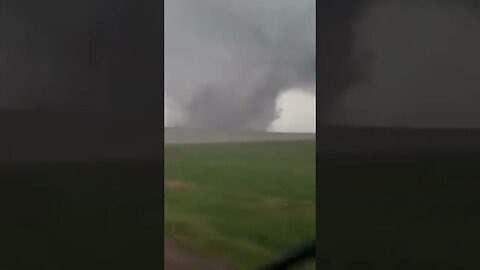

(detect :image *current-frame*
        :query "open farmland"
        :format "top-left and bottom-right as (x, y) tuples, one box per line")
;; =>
(165, 127), (480, 269)
(164, 140), (316, 270)
(165, 127), (315, 145)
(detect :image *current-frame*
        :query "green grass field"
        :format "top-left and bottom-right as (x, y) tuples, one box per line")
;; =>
(164, 141), (316, 269)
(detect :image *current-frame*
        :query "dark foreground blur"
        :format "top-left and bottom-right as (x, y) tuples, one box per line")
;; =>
(0, 161), (162, 269)
(318, 150), (480, 269)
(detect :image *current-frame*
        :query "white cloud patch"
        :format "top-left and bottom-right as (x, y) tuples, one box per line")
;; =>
(268, 88), (316, 133)
(164, 97), (186, 127)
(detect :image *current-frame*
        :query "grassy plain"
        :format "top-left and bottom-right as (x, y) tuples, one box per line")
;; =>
(164, 141), (316, 269)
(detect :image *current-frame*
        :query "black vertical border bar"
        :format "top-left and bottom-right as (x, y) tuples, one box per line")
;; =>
(315, 1), (320, 269)
(160, 0), (165, 267)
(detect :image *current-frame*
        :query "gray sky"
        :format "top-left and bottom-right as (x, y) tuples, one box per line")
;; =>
(165, 0), (315, 132)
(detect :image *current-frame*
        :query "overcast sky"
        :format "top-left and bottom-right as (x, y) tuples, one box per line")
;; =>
(164, 0), (315, 132)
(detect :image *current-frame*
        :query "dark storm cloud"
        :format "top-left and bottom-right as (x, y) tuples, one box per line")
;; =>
(315, 0), (374, 122)
(0, 0), (162, 117)
(328, 0), (480, 127)
(165, 0), (316, 130)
